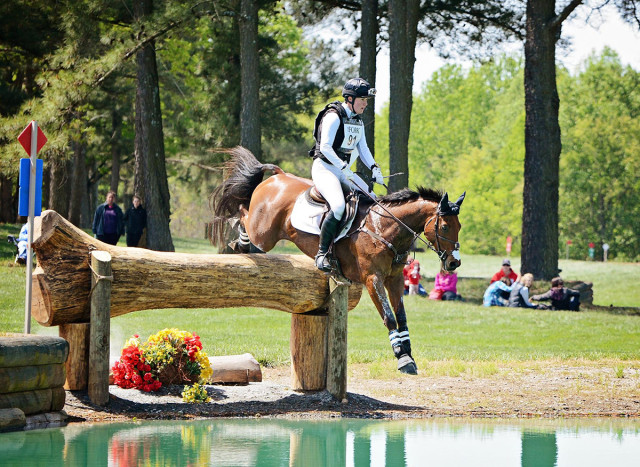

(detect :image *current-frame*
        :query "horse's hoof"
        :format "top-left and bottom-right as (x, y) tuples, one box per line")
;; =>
(397, 355), (418, 375)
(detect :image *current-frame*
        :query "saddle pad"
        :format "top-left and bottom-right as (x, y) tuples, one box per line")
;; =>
(290, 190), (356, 242)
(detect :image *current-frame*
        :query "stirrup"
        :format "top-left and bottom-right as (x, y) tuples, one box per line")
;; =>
(315, 252), (332, 272)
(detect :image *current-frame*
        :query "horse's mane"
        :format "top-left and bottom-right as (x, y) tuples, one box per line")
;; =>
(378, 186), (443, 206)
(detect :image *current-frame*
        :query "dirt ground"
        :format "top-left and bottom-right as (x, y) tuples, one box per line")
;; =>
(63, 362), (640, 423)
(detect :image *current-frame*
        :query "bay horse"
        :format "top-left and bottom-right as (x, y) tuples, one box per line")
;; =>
(211, 147), (464, 374)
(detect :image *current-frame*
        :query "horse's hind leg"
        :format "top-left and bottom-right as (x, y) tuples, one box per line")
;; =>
(366, 275), (418, 375)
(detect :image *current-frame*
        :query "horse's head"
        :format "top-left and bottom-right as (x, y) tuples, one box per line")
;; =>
(424, 192), (465, 272)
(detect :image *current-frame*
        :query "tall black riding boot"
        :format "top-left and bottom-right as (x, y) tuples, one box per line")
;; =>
(315, 212), (341, 272)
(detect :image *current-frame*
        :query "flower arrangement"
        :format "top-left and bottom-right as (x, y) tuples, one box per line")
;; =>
(112, 329), (213, 401)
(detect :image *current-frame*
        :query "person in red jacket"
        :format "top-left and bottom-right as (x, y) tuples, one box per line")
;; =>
(491, 259), (518, 284)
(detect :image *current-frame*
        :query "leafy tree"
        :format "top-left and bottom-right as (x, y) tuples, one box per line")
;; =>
(559, 49), (640, 261)
(521, 0), (640, 279)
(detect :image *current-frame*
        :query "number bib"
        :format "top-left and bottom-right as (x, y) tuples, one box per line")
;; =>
(340, 118), (363, 153)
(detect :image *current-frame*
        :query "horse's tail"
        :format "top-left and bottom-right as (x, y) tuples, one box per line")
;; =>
(210, 146), (283, 247)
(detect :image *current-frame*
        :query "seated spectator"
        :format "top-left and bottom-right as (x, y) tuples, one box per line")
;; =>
(491, 259), (518, 284)
(430, 269), (461, 301)
(508, 273), (539, 308)
(531, 277), (581, 311)
(483, 277), (513, 307)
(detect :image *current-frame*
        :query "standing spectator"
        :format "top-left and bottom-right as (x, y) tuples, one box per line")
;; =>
(408, 260), (422, 295)
(124, 195), (147, 247)
(508, 273), (539, 308)
(92, 191), (124, 245)
(531, 277), (581, 311)
(483, 277), (513, 307)
(491, 259), (519, 284)
(430, 269), (460, 301)
(403, 258), (415, 295)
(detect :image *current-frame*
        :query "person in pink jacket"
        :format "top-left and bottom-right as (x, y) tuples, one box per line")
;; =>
(430, 269), (460, 301)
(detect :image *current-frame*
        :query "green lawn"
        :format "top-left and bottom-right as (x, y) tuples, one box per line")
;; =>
(1, 222), (639, 370)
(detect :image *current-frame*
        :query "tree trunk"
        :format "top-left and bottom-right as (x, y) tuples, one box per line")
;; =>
(68, 140), (87, 227)
(0, 174), (16, 223)
(48, 157), (71, 221)
(133, 0), (174, 252)
(522, 0), (562, 279)
(239, 0), (261, 157)
(356, 0), (378, 178)
(110, 110), (122, 194)
(388, 0), (419, 192)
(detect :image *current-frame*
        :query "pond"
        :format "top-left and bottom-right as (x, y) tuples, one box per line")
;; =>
(0, 418), (638, 466)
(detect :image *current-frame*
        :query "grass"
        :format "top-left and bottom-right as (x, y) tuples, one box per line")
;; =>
(1, 223), (639, 371)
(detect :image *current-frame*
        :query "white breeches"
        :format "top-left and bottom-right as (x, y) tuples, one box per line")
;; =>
(311, 158), (372, 220)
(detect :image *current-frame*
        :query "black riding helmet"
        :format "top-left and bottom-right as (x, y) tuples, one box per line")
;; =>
(342, 78), (376, 101)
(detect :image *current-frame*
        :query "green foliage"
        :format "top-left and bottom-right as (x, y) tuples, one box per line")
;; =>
(558, 49), (640, 261)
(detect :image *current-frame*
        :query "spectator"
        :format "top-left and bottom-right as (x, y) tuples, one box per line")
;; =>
(531, 277), (581, 311)
(491, 259), (518, 284)
(408, 260), (425, 296)
(403, 258), (415, 295)
(430, 269), (460, 301)
(508, 273), (539, 308)
(92, 191), (125, 246)
(483, 277), (513, 307)
(124, 195), (147, 247)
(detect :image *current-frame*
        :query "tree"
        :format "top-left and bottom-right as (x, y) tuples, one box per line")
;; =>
(240, 0), (261, 156)
(559, 49), (640, 261)
(133, 0), (174, 251)
(385, 1), (523, 192)
(387, 0), (419, 192)
(357, 0), (379, 177)
(521, 0), (640, 278)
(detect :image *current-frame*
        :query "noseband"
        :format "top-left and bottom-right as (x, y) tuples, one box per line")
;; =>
(424, 214), (460, 263)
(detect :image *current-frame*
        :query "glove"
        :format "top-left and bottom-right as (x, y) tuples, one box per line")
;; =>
(341, 164), (355, 181)
(371, 165), (385, 185)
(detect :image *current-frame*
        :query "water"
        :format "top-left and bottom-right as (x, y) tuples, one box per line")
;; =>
(0, 418), (638, 466)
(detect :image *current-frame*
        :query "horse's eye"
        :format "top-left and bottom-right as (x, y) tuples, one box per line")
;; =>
(441, 225), (449, 232)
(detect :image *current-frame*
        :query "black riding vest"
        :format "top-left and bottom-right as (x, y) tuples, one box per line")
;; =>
(309, 101), (364, 163)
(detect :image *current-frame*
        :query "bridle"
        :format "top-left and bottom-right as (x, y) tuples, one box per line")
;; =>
(424, 214), (461, 263)
(356, 194), (460, 264)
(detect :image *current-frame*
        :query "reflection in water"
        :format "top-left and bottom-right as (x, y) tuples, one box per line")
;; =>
(0, 418), (638, 466)
(522, 431), (557, 467)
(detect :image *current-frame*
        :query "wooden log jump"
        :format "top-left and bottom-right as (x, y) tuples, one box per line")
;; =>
(31, 210), (362, 401)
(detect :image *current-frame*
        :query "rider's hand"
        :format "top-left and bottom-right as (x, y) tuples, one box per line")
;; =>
(341, 164), (355, 181)
(371, 165), (385, 185)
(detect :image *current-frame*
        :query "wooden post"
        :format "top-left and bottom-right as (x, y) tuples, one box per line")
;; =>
(59, 323), (89, 390)
(290, 314), (327, 391)
(88, 251), (112, 406)
(326, 276), (349, 401)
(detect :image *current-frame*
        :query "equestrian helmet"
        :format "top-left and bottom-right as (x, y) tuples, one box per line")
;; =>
(342, 78), (376, 99)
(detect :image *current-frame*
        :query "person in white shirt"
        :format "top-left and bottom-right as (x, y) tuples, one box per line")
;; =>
(309, 78), (386, 271)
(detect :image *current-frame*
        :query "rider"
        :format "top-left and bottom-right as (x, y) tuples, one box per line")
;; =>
(310, 77), (386, 272)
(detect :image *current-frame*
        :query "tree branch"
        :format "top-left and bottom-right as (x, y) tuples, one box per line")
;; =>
(549, 0), (584, 31)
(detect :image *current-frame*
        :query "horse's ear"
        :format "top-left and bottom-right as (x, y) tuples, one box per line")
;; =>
(455, 192), (466, 207)
(438, 193), (449, 213)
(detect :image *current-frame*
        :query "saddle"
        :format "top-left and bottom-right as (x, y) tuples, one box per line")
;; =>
(291, 186), (372, 241)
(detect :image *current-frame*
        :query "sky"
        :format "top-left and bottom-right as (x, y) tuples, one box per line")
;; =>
(373, 4), (640, 111)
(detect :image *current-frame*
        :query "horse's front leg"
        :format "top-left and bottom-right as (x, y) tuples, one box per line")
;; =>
(384, 274), (414, 361)
(365, 274), (418, 375)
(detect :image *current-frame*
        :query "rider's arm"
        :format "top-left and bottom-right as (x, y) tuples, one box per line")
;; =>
(356, 132), (377, 170)
(319, 112), (348, 168)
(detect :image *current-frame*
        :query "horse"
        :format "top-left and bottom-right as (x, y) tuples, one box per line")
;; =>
(211, 147), (464, 374)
